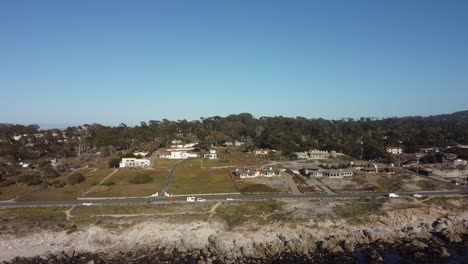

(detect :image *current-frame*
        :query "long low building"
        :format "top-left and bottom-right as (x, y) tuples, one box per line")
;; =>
(159, 151), (198, 159)
(300, 168), (353, 178)
(119, 158), (151, 168)
(234, 168), (281, 179)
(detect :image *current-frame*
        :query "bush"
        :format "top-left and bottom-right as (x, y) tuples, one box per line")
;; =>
(66, 172), (85, 185)
(0, 180), (15, 187)
(27, 177), (43, 186)
(101, 181), (115, 186)
(129, 174), (153, 184)
(109, 158), (121, 168)
(52, 180), (66, 188)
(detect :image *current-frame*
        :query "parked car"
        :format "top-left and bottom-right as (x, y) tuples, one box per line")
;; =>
(187, 196), (196, 202)
(196, 198), (206, 202)
(412, 194), (422, 198)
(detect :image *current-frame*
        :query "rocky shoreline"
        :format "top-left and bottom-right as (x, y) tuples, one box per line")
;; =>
(1, 199), (467, 263)
(5, 238), (467, 264)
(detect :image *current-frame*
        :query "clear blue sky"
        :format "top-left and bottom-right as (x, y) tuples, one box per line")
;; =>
(1, 0), (468, 127)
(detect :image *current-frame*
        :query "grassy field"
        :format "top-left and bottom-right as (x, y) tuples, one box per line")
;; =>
(86, 169), (167, 197)
(152, 158), (180, 169)
(16, 169), (115, 202)
(199, 150), (268, 168)
(235, 180), (283, 193)
(0, 183), (31, 201)
(168, 160), (238, 194)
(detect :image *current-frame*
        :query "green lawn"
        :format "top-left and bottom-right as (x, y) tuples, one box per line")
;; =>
(87, 169), (167, 197)
(168, 160), (238, 194)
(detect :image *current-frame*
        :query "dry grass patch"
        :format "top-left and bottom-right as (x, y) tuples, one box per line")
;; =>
(168, 161), (237, 194)
(87, 169), (167, 197)
(16, 169), (115, 202)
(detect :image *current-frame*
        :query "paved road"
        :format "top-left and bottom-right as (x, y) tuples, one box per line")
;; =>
(158, 159), (189, 197)
(0, 189), (465, 208)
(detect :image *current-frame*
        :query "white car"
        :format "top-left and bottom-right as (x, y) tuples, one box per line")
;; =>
(196, 198), (206, 202)
(412, 194), (422, 198)
(225, 197), (234, 201)
(388, 193), (399, 198)
(82, 202), (93, 206)
(186, 196), (196, 202)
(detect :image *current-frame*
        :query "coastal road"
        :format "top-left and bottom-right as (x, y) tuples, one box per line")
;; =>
(0, 189), (465, 208)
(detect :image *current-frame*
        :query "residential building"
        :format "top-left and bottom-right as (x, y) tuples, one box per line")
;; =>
(453, 159), (467, 166)
(386, 147), (403, 154)
(119, 158), (150, 168)
(204, 149), (218, 159)
(159, 151), (198, 159)
(254, 149), (276, 155)
(234, 167), (280, 178)
(442, 153), (458, 163)
(420, 147), (440, 154)
(301, 167), (353, 178)
(293, 152), (309, 159)
(308, 149), (334, 159)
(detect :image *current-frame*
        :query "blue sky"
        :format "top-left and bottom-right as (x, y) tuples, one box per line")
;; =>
(1, 0), (468, 126)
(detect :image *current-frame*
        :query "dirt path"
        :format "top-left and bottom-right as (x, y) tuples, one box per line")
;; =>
(309, 178), (335, 194)
(282, 173), (303, 195)
(81, 169), (118, 197)
(64, 206), (75, 221)
(208, 201), (222, 221)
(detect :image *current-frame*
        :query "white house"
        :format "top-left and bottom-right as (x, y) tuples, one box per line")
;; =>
(119, 158), (150, 168)
(254, 149), (276, 155)
(234, 167), (280, 178)
(160, 151), (198, 159)
(453, 159), (467, 166)
(204, 149), (218, 159)
(386, 147), (403, 154)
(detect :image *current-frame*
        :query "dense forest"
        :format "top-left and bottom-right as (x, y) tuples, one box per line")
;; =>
(1, 111), (468, 163)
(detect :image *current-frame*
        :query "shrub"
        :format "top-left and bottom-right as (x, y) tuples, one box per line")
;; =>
(52, 180), (65, 188)
(66, 172), (85, 185)
(27, 177), (43, 186)
(101, 181), (115, 186)
(109, 158), (121, 168)
(129, 174), (153, 184)
(0, 180), (15, 187)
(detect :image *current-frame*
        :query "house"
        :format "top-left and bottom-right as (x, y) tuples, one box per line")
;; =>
(420, 147), (440, 154)
(322, 169), (353, 178)
(308, 149), (334, 159)
(453, 159), (467, 166)
(134, 151), (149, 157)
(442, 153), (458, 163)
(301, 167), (353, 178)
(386, 147), (403, 154)
(350, 161), (370, 170)
(159, 151), (198, 159)
(234, 169), (256, 179)
(119, 158), (150, 168)
(203, 149), (218, 159)
(234, 167), (281, 178)
(254, 149), (276, 155)
(258, 167), (281, 177)
(293, 152), (309, 159)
